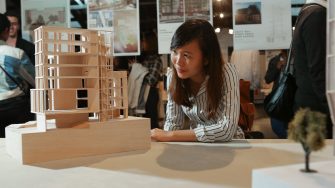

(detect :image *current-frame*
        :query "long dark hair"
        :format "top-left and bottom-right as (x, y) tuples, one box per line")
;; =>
(0, 13), (10, 34)
(169, 19), (224, 119)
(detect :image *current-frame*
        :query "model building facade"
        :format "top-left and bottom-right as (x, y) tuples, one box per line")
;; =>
(31, 26), (128, 130)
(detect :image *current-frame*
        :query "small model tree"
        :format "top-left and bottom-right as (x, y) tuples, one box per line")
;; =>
(288, 108), (327, 173)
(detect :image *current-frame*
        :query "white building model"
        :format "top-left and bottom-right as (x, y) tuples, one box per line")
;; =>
(5, 26), (151, 164)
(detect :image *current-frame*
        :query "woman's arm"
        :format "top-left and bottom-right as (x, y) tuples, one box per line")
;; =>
(151, 71), (191, 142)
(151, 95), (193, 141)
(151, 129), (196, 142)
(192, 63), (243, 142)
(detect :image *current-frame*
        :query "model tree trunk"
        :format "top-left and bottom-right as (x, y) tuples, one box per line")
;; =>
(301, 143), (316, 173)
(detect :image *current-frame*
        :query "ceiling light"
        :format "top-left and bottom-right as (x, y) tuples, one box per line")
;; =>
(215, 28), (221, 33)
(220, 13), (224, 18)
(229, 29), (234, 34)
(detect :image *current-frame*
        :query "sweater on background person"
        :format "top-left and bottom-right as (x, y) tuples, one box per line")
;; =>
(127, 62), (149, 112)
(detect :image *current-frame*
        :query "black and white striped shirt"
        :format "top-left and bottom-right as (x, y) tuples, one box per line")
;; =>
(164, 62), (245, 142)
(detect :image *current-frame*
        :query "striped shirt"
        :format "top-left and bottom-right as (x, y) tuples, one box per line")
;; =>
(164, 62), (245, 142)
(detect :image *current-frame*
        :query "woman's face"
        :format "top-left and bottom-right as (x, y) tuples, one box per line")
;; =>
(171, 39), (206, 84)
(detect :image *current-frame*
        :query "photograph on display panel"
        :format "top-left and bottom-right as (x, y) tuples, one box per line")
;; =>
(234, 1), (262, 25)
(113, 10), (139, 54)
(157, 0), (213, 54)
(88, 0), (136, 11)
(158, 0), (211, 24)
(21, 0), (69, 42)
(88, 0), (140, 56)
(158, 0), (184, 23)
(88, 10), (113, 29)
(232, 0), (291, 50)
(185, 0), (212, 21)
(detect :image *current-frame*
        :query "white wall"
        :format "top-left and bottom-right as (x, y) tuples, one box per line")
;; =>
(216, 28), (234, 64)
(0, 0), (5, 13)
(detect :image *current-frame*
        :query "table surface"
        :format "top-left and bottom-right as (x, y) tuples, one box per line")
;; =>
(0, 139), (334, 188)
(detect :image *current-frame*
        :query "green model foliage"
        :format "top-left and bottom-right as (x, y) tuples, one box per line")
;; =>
(288, 108), (326, 172)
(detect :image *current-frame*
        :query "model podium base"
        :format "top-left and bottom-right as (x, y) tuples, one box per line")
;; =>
(252, 160), (335, 188)
(5, 116), (151, 164)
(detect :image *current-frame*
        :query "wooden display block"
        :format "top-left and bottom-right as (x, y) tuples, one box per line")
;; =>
(5, 116), (151, 164)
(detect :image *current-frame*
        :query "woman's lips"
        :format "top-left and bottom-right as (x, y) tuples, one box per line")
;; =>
(176, 68), (186, 74)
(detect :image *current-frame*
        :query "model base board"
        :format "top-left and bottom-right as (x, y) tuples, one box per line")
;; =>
(252, 160), (335, 188)
(5, 116), (151, 164)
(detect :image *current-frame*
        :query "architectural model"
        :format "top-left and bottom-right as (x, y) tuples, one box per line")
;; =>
(5, 26), (151, 164)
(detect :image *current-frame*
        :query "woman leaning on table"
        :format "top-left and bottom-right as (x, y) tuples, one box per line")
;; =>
(151, 19), (244, 142)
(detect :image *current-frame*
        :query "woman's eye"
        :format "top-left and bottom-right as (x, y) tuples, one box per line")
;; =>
(184, 54), (191, 59)
(171, 50), (178, 57)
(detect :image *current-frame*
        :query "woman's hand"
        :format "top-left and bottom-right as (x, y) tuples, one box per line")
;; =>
(150, 128), (173, 142)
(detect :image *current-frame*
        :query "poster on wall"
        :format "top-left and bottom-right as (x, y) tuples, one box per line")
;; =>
(88, 0), (140, 56)
(157, 0), (213, 54)
(21, 0), (70, 42)
(0, 0), (6, 14)
(232, 0), (291, 50)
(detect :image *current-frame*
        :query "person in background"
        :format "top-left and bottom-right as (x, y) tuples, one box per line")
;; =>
(5, 10), (35, 65)
(264, 49), (288, 138)
(0, 13), (35, 137)
(137, 31), (163, 129)
(113, 56), (130, 72)
(151, 19), (244, 142)
(292, 0), (332, 138)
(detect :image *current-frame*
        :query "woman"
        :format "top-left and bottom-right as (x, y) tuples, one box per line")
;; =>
(151, 19), (244, 142)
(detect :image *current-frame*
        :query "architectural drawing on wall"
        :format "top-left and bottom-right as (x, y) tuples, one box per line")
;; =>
(5, 26), (150, 164)
(88, 0), (140, 56)
(21, 0), (70, 42)
(265, 2), (289, 43)
(157, 0), (213, 54)
(185, 0), (211, 21)
(159, 0), (184, 23)
(233, 0), (291, 50)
